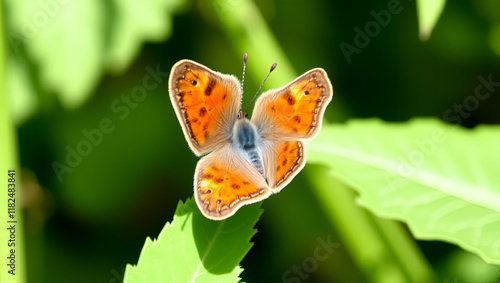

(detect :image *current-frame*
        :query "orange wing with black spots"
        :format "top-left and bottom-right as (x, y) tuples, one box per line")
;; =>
(263, 140), (306, 192)
(169, 60), (241, 156)
(194, 144), (271, 220)
(251, 68), (333, 141)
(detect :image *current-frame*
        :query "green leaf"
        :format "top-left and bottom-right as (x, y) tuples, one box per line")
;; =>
(4, 0), (184, 111)
(417, 0), (447, 41)
(308, 118), (500, 265)
(105, 0), (185, 73)
(124, 197), (262, 282)
(6, 0), (106, 109)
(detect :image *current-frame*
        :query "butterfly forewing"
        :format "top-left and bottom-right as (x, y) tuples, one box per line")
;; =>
(169, 60), (241, 156)
(251, 68), (333, 141)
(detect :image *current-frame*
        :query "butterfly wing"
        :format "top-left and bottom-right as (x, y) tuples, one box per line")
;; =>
(194, 143), (271, 220)
(252, 68), (332, 192)
(251, 68), (333, 141)
(262, 140), (306, 192)
(169, 60), (241, 156)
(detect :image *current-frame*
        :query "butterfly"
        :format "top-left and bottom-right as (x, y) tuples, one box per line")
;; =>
(168, 55), (333, 220)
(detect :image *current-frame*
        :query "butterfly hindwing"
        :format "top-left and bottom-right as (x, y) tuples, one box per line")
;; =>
(169, 60), (241, 156)
(263, 140), (306, 192)
(194, 144), (271, 220)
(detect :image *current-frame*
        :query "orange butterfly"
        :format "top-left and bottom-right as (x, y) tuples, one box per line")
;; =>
(168, 55), (333, 220)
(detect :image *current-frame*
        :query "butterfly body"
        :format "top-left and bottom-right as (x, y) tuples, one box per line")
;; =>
(233, 117), (266, 178)
(169, 59), (333, 220)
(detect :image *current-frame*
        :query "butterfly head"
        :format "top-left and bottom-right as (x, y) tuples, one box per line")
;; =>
(237, 110), (249, 120)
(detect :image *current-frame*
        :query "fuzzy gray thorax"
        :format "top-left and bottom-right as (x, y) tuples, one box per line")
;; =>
(232, 118), (265, 178)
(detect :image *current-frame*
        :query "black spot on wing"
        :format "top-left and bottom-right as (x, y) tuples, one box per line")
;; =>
(205, 80), (216, 96)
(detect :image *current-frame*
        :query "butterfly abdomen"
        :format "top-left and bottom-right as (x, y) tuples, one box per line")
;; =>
(247, 150), (265, 178)
(233, 119), (266, 178)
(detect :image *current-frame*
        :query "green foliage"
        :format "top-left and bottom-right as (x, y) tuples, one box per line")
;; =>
(417, 0), (447, 41)
(307, 169), (434, 283)
(308, 118), (500, 264)
(124, 198), (262, 283)
(5, 0), (184, 117)
(0, 2), (26, 282)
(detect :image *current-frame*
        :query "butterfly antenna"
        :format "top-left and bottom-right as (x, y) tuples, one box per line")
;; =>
(240, 53), (248, 111)
(244, 62), (277, 114)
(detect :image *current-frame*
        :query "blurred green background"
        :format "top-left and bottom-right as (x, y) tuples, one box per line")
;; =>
(3, 0), (500, 282)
